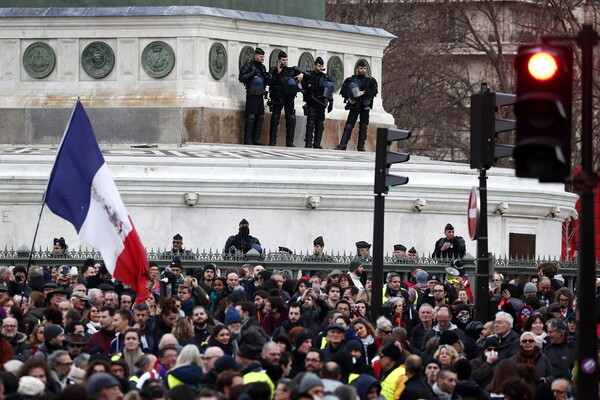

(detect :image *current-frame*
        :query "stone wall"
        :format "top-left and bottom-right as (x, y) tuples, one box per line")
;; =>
(0, 6), (395, 149)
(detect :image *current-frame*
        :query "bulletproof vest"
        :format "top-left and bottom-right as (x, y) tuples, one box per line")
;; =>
(248, 76), (265, 95)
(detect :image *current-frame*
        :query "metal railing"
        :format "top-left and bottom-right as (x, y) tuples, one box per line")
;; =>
(0, 246), (592, 284)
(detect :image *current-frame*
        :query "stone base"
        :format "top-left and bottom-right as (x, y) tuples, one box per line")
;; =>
(0, 106), (393, 151)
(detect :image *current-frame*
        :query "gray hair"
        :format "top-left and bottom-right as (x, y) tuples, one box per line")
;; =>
(334, 385), (358, 400)
(174, 344), (203, 369)
(29, 266), (43, 279)
(73, 353), (90, 368)
(386, 272), (401, 283)
(495, 311), (514, 326)
(88, 288), (102, 303)
(48, 350), (69, 369)
(376, 316), (392, 330)
(419, 303), (434, 312)
(546, 318), (568, 336)
(520, 331), (536, 342)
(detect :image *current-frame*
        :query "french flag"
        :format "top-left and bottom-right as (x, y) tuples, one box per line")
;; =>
(44, 101), (151, 303)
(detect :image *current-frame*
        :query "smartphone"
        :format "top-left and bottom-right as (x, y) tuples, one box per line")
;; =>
(59, 266), (69, 277)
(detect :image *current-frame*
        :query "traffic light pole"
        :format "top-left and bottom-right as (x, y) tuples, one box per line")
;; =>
(371, 193), (385, 320)
(574, 24), (599, 400)
(474, 167), (491, 322)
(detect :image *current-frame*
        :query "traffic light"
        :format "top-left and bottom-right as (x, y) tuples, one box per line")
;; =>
(514, 44), (573, 182)
(374, 127), (410, 195)
(470, 86), (516, 170)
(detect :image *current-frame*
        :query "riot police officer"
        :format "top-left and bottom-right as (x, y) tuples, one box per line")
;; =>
(302, 57), (334, 149)
(335, 60), (378, 151)
(267, 51), (305, 147)
(239, 48), (270, 145)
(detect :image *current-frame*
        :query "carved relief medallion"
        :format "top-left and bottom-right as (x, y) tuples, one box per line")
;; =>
(23, 42), (55, 79)
(81, 41), (115, 79)
(209, 42), (227, 80)
(141, 41), (175, 78)
(327, 56), (344, 92)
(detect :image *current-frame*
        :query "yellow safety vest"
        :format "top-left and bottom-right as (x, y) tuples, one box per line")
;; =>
(243, 371), (274, 395)
(166, 374), (184, 389)
(381, 365), (406, 400)
(348, 373), (360, 384)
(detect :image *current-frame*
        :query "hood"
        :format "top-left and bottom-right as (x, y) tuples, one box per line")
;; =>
(456, 381), (484, 397)
(351, 374), (381, 400)
(170, 364), (204, 383)
(434, 322), (458, 332)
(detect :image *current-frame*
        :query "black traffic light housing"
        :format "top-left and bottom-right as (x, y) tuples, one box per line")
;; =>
(470, 85), (516, 170)
(514, 44), (573, 182)
(374, 127), (410, 195)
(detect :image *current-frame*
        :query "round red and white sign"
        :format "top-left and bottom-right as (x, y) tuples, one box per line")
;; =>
(468, 186), (480, 241)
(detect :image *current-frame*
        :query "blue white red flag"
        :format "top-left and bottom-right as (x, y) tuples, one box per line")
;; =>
(44, 101), (151, 303)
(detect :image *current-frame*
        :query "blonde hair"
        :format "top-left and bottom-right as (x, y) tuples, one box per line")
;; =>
(433, 344), (459, 366)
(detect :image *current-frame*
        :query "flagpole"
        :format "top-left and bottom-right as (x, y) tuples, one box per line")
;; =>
(22, 202), (46, 297)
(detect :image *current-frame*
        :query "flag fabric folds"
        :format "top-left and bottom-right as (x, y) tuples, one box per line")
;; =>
(44, 101), (150, 303)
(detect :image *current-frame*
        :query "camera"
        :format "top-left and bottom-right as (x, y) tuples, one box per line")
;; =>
(15, 275), (23, 282)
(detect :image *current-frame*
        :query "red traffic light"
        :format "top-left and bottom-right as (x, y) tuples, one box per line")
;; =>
(527, 52), (558, 81)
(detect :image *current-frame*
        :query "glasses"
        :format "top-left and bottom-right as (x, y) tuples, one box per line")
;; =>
(382, 330), (393, 335)
(485, 347), (497, 351)
(520, 310), (532, 315)
(172, 240), (182, 244)
(58, 362), (73, 367)
(2, 325), (16, 329)
(521, 339), (535, 344)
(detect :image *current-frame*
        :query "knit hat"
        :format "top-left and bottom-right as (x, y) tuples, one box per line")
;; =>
(439, 330), (460, 346)
(416, 271), (428, 283)
(214, 355), (243, 373)
(224, 306), (243, 325)
(237, 345), (258, 360)
(349, 259), (362, 271)
(424, 357), (442, 369)
(346, 340), (363, 353)
(523, 282), (537, 294)
(204, 264), (216, 272)
(17, 376), (45, 396)
(43, 324), (63, 342)
(483, 336), (500, 349)
(299, 372), (324, 394)
(295, 332), (312, 349)
(86, 372), (120, 396)
(454, 303), (471, 316)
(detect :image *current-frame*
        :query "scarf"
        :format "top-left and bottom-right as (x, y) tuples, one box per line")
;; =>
(432, 383), (452, 400)
(517, 345), (541, 365)
(361, 335), (375, 363)
(122, 347), (143, 377)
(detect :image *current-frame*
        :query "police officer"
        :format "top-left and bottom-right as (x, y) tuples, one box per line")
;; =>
(302, 57), (333, 149)
(239, 48), (270, 146)
(335, 60), (378, 151)
(267, 51), (305, 147)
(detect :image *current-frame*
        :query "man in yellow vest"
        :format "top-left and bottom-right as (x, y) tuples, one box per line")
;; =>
(236, 344), (274, 395)
(379, 344), (407, 400)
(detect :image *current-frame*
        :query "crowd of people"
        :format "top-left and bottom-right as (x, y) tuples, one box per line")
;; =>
(0, 228), (582, 400)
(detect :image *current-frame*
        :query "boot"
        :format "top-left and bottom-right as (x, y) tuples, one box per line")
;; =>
(243, 114), (255, 145)
(269, 113), (280, 146)
(335, 123), (353, 150)
(312, 120), (324, 149)
(357, 123), (368, 151)
(252, 114), (265, 145)
(286, 115), (296, 147)
(305, 116), (315, 148)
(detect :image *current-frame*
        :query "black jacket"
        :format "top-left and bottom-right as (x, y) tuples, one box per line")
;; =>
(433, 236), (466, 258)
(400, 374), (438, 400)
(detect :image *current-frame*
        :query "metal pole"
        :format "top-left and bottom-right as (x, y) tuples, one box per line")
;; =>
(475, 168), (491, 321)
(371, 193), (385, 320)
(575, 24), (598, 400)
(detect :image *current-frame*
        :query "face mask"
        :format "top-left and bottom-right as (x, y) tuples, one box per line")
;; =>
(239, 226), (250, 237)
(458, 315), (470, 324)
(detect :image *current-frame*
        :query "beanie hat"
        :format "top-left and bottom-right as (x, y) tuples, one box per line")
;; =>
(86, 372), (121, 396)
(439, 330), (460, 346)
(43, 324), (63, 342)
(299, 372), (324, 394)
(17, 376), (45, 396)
(345, 340), (363, 353)
(454, 303), (471, 316)
(424, 357), (442, 369)
(349, 259), (362, 271)
(237, 345), (258, 360)
(295, 332), (312, 349)
(416, 271), (428, 283)
(224, 306), (243, 325)
(204, 264), (216, 272)
(483, 336), (500, 349)
(524, 282), (538, 294)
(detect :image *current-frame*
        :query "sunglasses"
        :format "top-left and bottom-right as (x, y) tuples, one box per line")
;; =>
(520, 310), (532, 315)
(521, 339), (535, 344)
(485, 347), (497, 351)
(382, 330), (393, 335)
